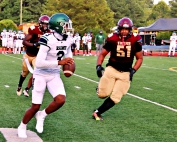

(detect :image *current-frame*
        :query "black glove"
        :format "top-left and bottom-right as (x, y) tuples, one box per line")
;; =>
(33, 42), (40, 47)
(129, 68), (136, 81)
(96, 65), (104, 78)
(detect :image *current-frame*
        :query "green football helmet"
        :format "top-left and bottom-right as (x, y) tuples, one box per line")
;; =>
(49, 13), (70, 34)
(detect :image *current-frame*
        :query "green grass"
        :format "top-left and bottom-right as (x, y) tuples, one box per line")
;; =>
(0, 54), (177, 142)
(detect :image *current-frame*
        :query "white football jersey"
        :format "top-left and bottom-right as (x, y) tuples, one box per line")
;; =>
(74, 35), (81, 43)
(34, 32), (74, 75)
(170, 36), (177, 44)
(1, 32), (8, 39)
(7, 32), (14, 40)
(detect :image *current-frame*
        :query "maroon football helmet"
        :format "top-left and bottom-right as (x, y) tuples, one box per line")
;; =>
(38, 15), (50, 32)
(117, 17), (133, 37)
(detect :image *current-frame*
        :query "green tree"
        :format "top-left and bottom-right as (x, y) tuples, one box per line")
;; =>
(0, 19), (18, 32)
(43, 0), (114, 35)
(170, 0), (177, 17)
(148, 1), (171, 21)
(0, 0), (47, 25)
(107, 0), (146, 27)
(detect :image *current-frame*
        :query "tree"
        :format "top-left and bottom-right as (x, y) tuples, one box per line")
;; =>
(43, 0), (114, 35)
(107, 0), (146, 27)
(170, 0), (177, 17)
(148, 1), (171, 21)
(0, 0), (47, 25)
(0, 19), (18, 32)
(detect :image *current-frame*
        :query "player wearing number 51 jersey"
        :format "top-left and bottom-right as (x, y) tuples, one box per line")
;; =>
(92, 17), (143, 120)
(18, 13), (75, 138)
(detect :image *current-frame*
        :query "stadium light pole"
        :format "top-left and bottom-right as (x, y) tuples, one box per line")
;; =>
(20, 0), (22, 25)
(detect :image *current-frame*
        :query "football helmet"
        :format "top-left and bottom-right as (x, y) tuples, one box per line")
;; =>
(8, 29), (12, 33)
(117, 17), (133, 36)
(172, 32), (176, 36)
(39, 15), (50, 32)
(3, 28), (6, 32)
(49, 13), (70, 34)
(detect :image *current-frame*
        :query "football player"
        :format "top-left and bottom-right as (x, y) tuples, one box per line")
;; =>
(15, 30), (25, 54)
(0, 28), (8, 54)
(87, 32), (92, 55)
(168, 32), (177, 57)
(7, 29), (15, 54)
(16, 15), (50, 97)
(17, 13), (74, 138)
(73, 32), (81, 55)
(92, 17), (143, 120)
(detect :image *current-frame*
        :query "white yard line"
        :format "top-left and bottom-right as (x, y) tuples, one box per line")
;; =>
(5, 54), (177, 113)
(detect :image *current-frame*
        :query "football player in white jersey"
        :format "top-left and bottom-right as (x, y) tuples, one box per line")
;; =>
(1, 28), (8, 54)
(74, 32), (81, 55)
(87, 32), (92, 56)
(7, 29), (14, 54)
(15, 31), (24, 54)
(18, 13), (75, 138)
(168, 32), (177, 57)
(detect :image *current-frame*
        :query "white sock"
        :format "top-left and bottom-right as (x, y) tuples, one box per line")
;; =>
(19, 121), (27, 129)
(41, 109), (48, 118)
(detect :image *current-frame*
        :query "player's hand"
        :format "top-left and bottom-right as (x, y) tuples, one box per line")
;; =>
(33, 42), (40, 48)
(96, 65), (104, 78)
(129, 68), (136, 81)
(58, 57), (74, 66)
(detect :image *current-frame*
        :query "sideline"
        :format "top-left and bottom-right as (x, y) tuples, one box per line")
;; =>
(4, 54), (177, 113)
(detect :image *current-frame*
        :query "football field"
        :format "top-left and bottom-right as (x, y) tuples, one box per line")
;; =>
(0, 54), (177, 142)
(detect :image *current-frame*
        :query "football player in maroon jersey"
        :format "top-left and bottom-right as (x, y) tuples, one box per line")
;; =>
(92, 17), (143, 120)
(16, 15), (50, 96)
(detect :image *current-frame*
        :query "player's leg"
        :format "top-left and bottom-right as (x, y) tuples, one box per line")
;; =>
(83, 44), (86, 56)
(23, 57), (36, 97)
(168, 44), (173, 56)
(93, 66), (116, 120)
(35, 74), (66, 133)
(76, 42), (80, 55)
(2, 39), (5, 54)
(172, 45), (176, 56)
(16, 54), (30, 96)
(23, 75), (33, 97)
(95, 44), (98, 56)
(18, 74), (46, 138)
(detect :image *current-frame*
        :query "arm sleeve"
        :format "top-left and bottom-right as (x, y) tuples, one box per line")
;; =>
(35, 46), (58, 69)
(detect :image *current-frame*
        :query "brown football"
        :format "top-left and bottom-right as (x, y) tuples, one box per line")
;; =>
(62, 63), (76, 77)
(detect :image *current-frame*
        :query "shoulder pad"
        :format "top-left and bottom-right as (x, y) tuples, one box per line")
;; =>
(39, 35), (48, 46)
(108, 33), (113, 38)
(29, 25), (35, 30)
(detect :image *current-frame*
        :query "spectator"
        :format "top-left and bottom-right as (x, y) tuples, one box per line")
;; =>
(82, 33), (89, 56)
(95, 30), (105, 56)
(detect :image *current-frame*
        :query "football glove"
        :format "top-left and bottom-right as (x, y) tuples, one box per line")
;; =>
(129, 68), (136, 81)
(33, 42), (40, 47)
(96, 65), (104, 78)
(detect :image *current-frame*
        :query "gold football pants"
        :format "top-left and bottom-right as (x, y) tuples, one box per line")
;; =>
(98, 66), (130, 104)
(21, 54), (36, 77)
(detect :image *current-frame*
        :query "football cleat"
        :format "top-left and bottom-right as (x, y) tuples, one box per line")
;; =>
(92, 111), (103, 121)
(17, 126), (27, 138)
(16, 87), (22, 96)
(23, 89), (29, 97)
(35, 111), (45, 133)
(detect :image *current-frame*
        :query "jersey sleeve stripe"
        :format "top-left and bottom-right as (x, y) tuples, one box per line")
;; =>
(41, 36), (49, 41)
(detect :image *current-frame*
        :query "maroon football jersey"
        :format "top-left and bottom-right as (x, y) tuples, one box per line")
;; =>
(103, 33), (142, 71)
(26, 26), (50, 56)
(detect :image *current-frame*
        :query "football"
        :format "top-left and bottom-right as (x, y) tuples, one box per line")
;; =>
(62, 63), (76, 77)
